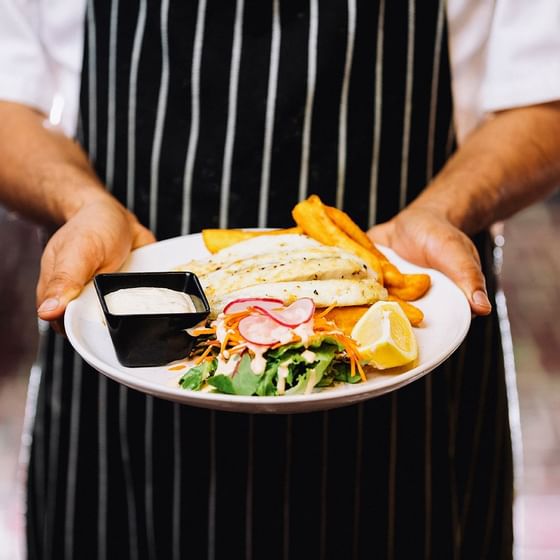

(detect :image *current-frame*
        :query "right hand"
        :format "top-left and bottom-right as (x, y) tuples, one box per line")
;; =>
(368, 206), (492, 316)
(36, 196), (155, 329)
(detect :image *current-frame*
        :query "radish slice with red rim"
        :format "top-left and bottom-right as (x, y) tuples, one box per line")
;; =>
(223, 297), (284, 315)
(238, 314), (293, 346)
(254, 297), (315, 327)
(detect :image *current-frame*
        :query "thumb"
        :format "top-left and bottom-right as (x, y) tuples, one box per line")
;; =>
(131, 221), (157, 249)
(36, 238), (102, 321)
(426, 235), (492, 316)
(367, 221), (394, 247)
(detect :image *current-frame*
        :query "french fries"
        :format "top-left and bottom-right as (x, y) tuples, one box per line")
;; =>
(198, 194), (431, 327)
(292, 196), (385, 282)
(321, 305), (369, 337)
(324, 205), (379, 254)
(324, 203), (407, 288)
(293, 195), (431, 305)
(387, 296), (424, 327)
(381, 261), (406, 288)
(387, 273), (431, 302)
(322, 298), (424, 332)
(202, 227), (302, 254)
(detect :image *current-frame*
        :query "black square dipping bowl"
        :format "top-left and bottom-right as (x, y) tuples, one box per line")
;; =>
(94, 272), (210, 367)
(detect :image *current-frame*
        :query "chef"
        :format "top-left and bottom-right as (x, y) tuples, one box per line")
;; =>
(1, 1), (560, 558)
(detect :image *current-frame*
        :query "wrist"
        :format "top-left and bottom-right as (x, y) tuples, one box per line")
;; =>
(44, 164), (113, 224)
(407, 178), (498, 235)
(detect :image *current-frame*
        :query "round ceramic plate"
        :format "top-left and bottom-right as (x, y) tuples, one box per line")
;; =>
(65, 233), (471, 413)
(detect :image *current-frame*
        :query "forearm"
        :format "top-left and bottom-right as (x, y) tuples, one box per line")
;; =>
(0, 100), (110, 225)
(411, 101), (560, 234)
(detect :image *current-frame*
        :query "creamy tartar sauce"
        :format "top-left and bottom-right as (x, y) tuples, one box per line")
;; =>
(105, 287), (196, 315)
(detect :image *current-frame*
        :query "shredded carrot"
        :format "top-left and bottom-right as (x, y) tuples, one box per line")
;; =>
(168, 364), (186, 371)
(194, 344), (215, 365)
(313, 315), (338, 331)
(316, 302), (337, 318)
(332, 333), (367, 382)
(190, 327), (216, 336)
(355, 360), (366, 381)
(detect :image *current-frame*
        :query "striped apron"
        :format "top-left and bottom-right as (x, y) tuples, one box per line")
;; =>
(27, 1), (514, 558)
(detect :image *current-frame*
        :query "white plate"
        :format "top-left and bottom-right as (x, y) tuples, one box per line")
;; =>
(65, 233), (471, 413)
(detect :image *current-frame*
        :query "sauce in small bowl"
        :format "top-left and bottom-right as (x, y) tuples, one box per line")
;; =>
(94, 272), (210, 367)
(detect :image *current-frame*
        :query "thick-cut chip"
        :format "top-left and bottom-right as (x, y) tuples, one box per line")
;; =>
(324, 298), (424, 331)
(324, 205), (376, 251)
(292, 196), (384, 282)
(321, 305), (369, 337)
(387, 295), (424, 326)
(202, 229), (253, 253)
(382, 261), (406, 287)
(323, 201), (408, 287)
(387, 273), (431, 301)
(202, 227), (302, 253)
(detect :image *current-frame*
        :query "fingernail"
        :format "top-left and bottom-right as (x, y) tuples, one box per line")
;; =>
(472, 290), (491, 309)
(38, 297), (60, 313)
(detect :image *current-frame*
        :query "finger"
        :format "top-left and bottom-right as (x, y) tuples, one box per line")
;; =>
(367, 221), (393, 247)
(37, 238), (102, 320)
(131, 223), (156, 249)
(425, 236), (491, 316)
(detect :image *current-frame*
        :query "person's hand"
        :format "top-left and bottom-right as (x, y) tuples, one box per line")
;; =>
(368, 206), (492, 316)
(36, 196), (155, 329)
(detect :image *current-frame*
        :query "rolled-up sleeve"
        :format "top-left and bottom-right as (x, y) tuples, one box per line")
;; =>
(0, 1), (55, 115)
(482, 0), (560, 112)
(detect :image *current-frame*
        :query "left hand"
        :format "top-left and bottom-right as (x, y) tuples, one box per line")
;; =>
(367, 206), (492, 316)
(36, 197), (156, 332)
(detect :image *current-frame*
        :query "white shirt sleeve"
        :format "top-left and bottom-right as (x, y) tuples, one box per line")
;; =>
(0, 0), (85, 136)
(448, 0), (560, 142)
(482, 0), (560, 113)
(0, 1), (55, 116)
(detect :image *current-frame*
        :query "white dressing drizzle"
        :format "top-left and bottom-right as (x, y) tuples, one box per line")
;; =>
(301, 350), (316, 363)
(246, 343), (268, 374)
(277, 363), (290, 395)
(215, 315), (228, 344)
(215, 353), (241, 376)
(293, 320), (315, 346)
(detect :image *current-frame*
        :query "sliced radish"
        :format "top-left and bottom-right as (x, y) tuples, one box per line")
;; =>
(255, 297), (315, 327)
(238, 314), (293, 346)
(223, 297), (284, 315)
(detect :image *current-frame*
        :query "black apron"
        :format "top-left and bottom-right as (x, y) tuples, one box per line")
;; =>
(27, 1), (513, 558)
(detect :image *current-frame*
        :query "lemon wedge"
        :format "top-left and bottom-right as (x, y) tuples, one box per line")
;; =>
(351, 301), (418, 369)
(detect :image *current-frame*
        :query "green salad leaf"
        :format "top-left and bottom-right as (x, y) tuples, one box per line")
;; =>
(208, 353), (262, 396)
(180, 336), (359, 396)
(179, 358), (217, 390)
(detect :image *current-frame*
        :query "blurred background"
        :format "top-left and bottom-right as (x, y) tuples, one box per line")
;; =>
(0, 194), (559, 559)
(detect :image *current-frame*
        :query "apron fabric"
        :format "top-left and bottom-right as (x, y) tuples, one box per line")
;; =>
(27, 1), (513, 558)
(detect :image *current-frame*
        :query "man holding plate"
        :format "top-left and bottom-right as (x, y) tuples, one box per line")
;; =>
(1, 0), (560, 558)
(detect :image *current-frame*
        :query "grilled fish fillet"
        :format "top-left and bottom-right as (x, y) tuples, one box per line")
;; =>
(200, 247), (370, 299)
(177, 234), (323, 276)
(210, 279), (388, 316)
(177, 233), (387, 316)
